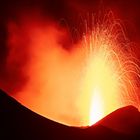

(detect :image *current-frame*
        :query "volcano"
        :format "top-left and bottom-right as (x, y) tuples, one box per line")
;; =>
(0, 89), (140, 140)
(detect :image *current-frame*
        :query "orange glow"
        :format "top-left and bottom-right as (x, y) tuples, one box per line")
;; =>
(81, 42), (121, 125)
(7, 12), (140, 127)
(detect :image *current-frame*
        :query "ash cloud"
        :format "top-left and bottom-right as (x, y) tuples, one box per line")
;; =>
(0, 1), (86, 125)
(0, 0), (77, 94)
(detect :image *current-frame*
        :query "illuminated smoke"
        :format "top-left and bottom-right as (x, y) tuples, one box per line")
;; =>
(6, 12), (85, 126)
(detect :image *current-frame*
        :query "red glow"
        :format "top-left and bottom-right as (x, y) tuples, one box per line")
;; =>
(5, 11), (140, 126)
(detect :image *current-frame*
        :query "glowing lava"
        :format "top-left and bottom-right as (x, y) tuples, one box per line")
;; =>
(79, 12), (140, 126)
(82, 44), (121, 126)
(89, 88), (103, 125)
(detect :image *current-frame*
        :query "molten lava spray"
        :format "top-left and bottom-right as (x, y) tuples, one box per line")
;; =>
(4, 11), (140, 126)
(77, 12), (140, 125)
(89, 88), (103, 125)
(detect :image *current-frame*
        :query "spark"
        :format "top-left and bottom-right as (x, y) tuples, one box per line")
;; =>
(79, 11), (140, 126)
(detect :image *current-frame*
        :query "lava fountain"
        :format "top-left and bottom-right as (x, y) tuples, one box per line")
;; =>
(78, 12), (140, 126)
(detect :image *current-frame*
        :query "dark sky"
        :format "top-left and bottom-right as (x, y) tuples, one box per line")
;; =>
(0, 0), (140, 40)
(0, 0), (140, 47)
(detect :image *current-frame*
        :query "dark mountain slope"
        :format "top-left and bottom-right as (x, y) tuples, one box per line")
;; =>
(0, 89), (140, 140)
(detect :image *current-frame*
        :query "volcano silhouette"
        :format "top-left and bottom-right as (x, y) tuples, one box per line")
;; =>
(0, 89), (140, 140)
